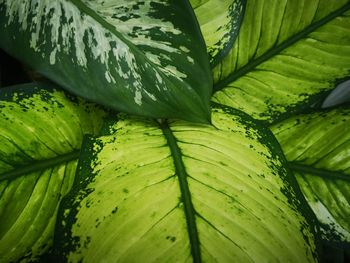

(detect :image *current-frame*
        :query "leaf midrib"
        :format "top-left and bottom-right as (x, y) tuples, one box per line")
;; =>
(213, 2), (350, 92)
(160, 120), (201, 263)
(289, 161), (350, 182)
(0, 150), (80, 182)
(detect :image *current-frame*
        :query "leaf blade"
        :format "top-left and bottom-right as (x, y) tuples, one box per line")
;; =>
(212, 0), (350, 123)
(0, 0), (212, 122)
(57, 106), (318, 262)
(0, 83), (107, 262)
(0, 162), (77, 262)
(271, 107), (350, 242)
(190, 0), (246, 66)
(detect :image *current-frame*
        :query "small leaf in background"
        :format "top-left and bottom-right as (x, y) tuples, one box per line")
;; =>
(190, 0), (245, 66)
(0, 0), (212, 123)
(211, 0), (350, 123)
(56, 105), (317, 262)
(271, 108), (350, 243)
(322, 79), (350, 108)
(0, 83), (107, 262)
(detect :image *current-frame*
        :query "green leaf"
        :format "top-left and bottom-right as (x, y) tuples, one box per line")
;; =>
(0, 83), (107, 262)
(0, 0), (212, 123)
(211, 0), (350, 123)
(190, 0), (245, 66)
(271, 108), (350, 242)
(56, 105), (318, 262)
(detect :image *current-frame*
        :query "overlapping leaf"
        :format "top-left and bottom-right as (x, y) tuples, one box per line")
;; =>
(0, 83), (106, 262)
(190, 0), (245, 66)
(0, 0), (212, 122)
(211, 0), (350, 123)
(57, 106), (317, 262)
(271, 108), (350, 242)
(322, 80), (350, 108)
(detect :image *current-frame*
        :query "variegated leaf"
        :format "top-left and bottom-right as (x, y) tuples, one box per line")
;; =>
(0, 0), (212, 123)
(56, 105), (318, 262)
(190, 0), (245, 66)
(211, 0), (350, 123)
(271, 108), (350, 243)
(0, 83), (106, 262)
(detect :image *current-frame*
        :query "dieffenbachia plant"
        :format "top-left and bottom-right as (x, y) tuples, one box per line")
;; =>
(0, 0), (349, 262)
(210, 0), (350, 123)
(190, 0), (245, 66)
(0, 0), (212, 123)
(55, 106), (318, 262)
(272, 108), (350, 243)
(0, 83), (107, 262)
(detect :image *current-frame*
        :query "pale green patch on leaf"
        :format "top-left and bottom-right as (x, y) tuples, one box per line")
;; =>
(57, 106), (317, 262)
(190, 0), (245, 66)
(0, 83), (107, 262)
(211, 0), (350, 123)
(0, 0), (212, 123)
(271, 108), (350, 242)
(322, 79), (350, 108)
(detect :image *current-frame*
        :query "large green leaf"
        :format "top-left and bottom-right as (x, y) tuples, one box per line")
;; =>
(271, 108), (350, 242)
(56, 105), (318, 262)
(0, 83), (106, 262)
(0, 0), (212, 123)
(190, 0), (245, 66)
(211, 0), (350, 123)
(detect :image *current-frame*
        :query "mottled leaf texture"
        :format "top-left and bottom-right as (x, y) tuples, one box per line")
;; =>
(190, 0), (245, 66)
(0, 83), (106, 262)
(272, 108), (350, 243)
(211, 0), (350, 123)
(57, 105), (318, 262)
(0, 0), (212, 123)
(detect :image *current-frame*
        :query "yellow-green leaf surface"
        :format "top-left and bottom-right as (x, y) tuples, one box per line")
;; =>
(271, 108), (350, 243)
(212, 0), (350, 123)
(0, 83), (106, 262)
(190, 0), (245, 66)
(57, 105), (318, 262)
(0, 0), (212, 123)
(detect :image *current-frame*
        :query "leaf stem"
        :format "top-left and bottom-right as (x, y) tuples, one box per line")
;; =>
(289, 162), (350, 182)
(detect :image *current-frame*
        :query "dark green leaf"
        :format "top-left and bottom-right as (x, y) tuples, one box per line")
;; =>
(0, 0), (212, 123)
